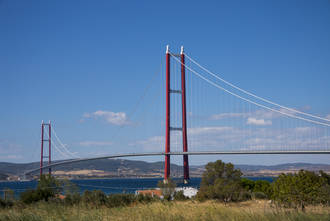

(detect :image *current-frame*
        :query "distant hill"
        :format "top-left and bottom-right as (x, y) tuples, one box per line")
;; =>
(236, 163), (330, 172)
(0, 159), (329, 180)
(0, 159), (185, 179)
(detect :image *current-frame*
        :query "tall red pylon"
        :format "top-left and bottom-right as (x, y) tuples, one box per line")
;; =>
(40, 120), (51, 177)
(164, 45), (171, 181)
(164, 45), (190, 183)
(181, 46), (189, 184)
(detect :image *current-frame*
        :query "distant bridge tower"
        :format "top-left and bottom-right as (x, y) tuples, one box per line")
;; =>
(165, 46), (189, 183)
(40, 120), (52, 177)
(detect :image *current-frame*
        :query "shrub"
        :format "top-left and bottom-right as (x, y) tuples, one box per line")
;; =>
(107, 194), (135, 208)
(64, 193), (81, 205)
(20, 175), (62, 204)
(137, 193), (154, 203)
(173, 190), (188, 201)
(20, 190), (40, 204)
(0, 198), (13, 209)
(252, 191), (267, 200)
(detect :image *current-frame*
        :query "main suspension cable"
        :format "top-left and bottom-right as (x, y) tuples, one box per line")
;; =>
(184, 53), (330, 123)
(169, 53), (330, 127)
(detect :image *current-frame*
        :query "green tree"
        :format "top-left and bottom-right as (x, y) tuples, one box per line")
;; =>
(272, 170), (330, 210)
(253, 180), (272, 198)
(241, 178), (255, 191)
(20, 175), (62, 204)
(197, 160), (247, 202)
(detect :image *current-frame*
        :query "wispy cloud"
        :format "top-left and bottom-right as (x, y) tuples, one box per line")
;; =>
(0, 140), (23, 160)
(79, 141), (113, 147)
(326, 114), (330, 120)
(3, 155), (23, 160)
(210, 109), (297, 121)
(210, 113), (249, 120)
(82, 110), (130, 126)
(132, 124), (330, 153)
(132, 136), (164, 152)
(246, 117), (272, 126)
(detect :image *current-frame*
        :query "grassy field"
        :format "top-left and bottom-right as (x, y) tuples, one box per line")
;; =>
(1, 200), (330, 221)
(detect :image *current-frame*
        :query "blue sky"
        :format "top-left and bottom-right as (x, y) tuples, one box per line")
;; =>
(1, 0), (330, 166)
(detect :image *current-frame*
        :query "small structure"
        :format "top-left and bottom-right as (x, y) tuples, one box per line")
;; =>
(135, 189), (162, 198)
(175, 187), (198, 198)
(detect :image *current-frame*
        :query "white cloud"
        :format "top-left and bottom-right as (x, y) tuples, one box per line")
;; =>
(131, 122), (330, 153)
(210, 113), (248, 120)
(79, 141), (113, 147)
(82, 110), (130, 126)
(210, 108), (298, 122)
(295, 127), (312, 133)
(133, 136), (164, 152)
(0, 140), (23, 160)
(246, 117), (272, 126)
(4, 155), (23, 160)
(326, 114), (330, 120)
(188, 126), (232, 135)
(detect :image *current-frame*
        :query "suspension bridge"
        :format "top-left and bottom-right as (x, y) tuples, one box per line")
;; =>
(24, 46), (330, 182)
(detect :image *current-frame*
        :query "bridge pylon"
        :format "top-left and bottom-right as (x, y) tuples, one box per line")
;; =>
(40, 120), (52, 178)
(164, 45), (189, 183)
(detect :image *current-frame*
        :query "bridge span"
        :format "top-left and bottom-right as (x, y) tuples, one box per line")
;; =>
(25, 150), (330, 176)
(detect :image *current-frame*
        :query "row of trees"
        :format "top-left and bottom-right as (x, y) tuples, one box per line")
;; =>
(0, 175), (186, 209)
(197, 160), (330, 210)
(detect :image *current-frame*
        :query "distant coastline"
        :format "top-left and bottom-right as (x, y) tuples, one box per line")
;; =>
(0, 159), (329, 181)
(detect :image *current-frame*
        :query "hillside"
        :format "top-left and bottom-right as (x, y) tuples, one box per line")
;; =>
(0, 159), (330, 180)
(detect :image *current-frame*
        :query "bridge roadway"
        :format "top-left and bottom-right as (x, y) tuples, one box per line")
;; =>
(24, 150), (330, 176)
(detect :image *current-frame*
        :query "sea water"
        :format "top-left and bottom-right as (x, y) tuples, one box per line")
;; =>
(0, 177), (274, 198)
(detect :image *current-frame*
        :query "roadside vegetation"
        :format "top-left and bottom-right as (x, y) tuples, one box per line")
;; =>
(1, 160), (330, 220)
(197, 160), (330, 210)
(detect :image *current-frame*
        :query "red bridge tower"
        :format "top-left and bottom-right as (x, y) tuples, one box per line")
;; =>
(40, 120), (52, 177)
(164, 45), (189, 183)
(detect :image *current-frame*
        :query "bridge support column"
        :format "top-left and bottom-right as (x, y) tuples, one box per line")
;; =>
(181, 46), (189, 183)
(164, 45), (171, 181)
(40, 121), (44, 177)
(40, 121), (52, 178)
(48, 121), (51, 175)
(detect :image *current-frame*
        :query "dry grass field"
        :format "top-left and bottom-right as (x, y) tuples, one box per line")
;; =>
(1, 200), (330, 221)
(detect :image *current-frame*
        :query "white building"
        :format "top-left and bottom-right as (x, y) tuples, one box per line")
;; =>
(175, 187), (198, 198)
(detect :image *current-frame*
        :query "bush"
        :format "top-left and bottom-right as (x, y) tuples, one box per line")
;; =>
(136, 193), (154, 203)
(107, 194), (135, 208)
(0, 198), (13, 209)
(173, 190), (188, 201)
(20, 175), (62, 204)
(252, 192), (267, 200)
(64, 193), (81, 205)
(20, 190), (40, 204)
